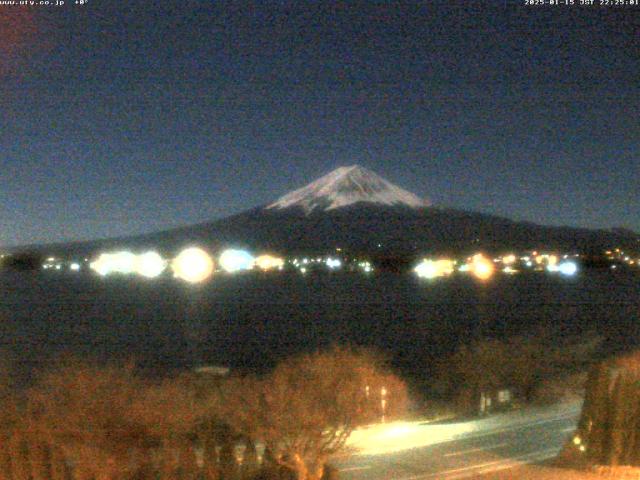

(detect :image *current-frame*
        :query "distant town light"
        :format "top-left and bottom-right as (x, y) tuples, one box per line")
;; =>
(135, 251), (166, 278)
(414, 259), (454, 279)
(502, 254), (516, 265)
(90, 251), (137, 276)
(172, 247), (214, 283)
(415, 260), (439, 279)
(326, 258), (342, 269)
(558, 261), (578, 276)
(470, 254), (494, 281)
(255, 254), (284, 271)
(219, 249), (254, 273)
(69, 263), (80, 272)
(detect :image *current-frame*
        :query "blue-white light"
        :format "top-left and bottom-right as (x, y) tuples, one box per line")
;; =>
(326, 258), (342, 269)
(219, 249), (254, 273)
(558, 261), (578, 276)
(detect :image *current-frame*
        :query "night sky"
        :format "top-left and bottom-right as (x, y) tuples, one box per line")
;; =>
(1, 1), (638, 247)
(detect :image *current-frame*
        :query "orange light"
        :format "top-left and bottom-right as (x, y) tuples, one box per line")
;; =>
(502, 254), (516, 265)
(255, 254), (284, 271)
(471, 254), (494, 280)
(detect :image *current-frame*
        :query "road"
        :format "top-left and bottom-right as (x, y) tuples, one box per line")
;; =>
(332, 401), (581, 480)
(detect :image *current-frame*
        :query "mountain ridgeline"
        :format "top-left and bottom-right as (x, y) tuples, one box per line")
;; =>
(9, 166), (639, 260)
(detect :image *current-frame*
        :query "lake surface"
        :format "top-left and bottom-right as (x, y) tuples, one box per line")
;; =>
(1, 268), (639, 388)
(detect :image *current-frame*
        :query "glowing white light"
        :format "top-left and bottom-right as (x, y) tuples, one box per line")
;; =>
(69, 263), (80, 271)
(326, 258), (342, 269)
(414, 260), (440, 279)
(502, 266), (518, 274)
(415, 259), (454, 279)
(558, 261), (578, 276)
(90, 251), (137, 275)
(90, 256), (110, 276)
(172, 247), (214, 283)
(135, 251), (166, 278)
(219, 249), (254, 273)
(300, 267), (307, 274)
(255, 254), (284, 271)
(526, 261), (533, 267)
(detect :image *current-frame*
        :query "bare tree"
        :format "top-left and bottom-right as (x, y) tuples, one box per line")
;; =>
(129, 376), (203, 479)
(27, 358), (151, 480)
(224, 346), (408, 480)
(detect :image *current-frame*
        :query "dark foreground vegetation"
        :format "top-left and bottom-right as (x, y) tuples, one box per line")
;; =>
(0, 347), (408, 480)
(0, 328), (607, 480)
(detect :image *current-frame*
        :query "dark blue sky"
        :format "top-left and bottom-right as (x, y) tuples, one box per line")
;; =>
(1, 1), (638, 246)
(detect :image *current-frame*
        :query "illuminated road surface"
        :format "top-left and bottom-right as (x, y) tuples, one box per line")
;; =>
(333, 402), (581, 480)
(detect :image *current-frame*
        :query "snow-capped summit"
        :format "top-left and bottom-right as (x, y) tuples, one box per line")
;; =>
(267, 165), (430, 214)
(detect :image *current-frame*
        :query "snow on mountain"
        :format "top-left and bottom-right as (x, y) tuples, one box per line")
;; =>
(267, 165), (430, 214)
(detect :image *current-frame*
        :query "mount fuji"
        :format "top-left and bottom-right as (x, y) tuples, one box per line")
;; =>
(11, 166), (639, 260)
(267, 165), (429, 213)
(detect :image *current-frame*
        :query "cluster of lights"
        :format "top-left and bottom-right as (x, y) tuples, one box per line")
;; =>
(547, 261), (578, 276)
(90, 251), (167, 278)
(43, 256), (89, 272)
(358, 261), (373, 273)
(255, 254), (285, 271)
(42, 256), (62, 271)
(90, 247), (218, 283)
(605, 248), (640, 268)
(89, 247), (286, 283)
(573, 435), (586, 453)
(326, 258), (342, 269)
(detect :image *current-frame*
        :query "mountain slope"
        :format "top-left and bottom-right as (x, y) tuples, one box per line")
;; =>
(7, 166), (639, 258)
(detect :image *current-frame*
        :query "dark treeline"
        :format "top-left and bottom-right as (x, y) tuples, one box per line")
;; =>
(575, 351), (640, 467)
(0, 347), (408, 480)
(434, 329), (602, 416)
